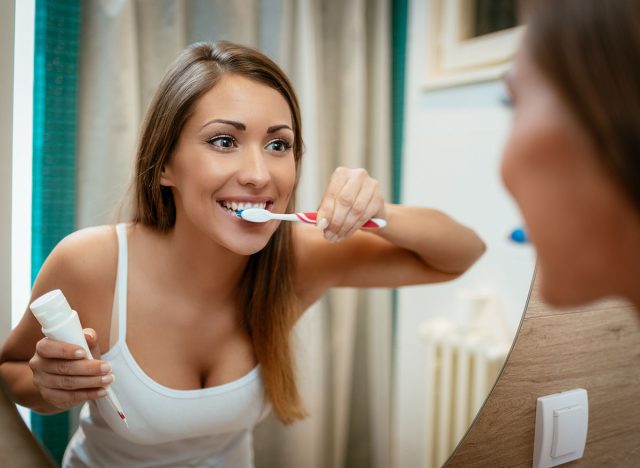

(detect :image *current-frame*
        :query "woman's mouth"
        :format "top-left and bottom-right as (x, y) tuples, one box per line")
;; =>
(217, 200), (273, 218)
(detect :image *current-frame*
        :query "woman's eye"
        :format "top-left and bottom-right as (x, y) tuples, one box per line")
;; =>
(266, 139), (292, 153)
(207, 135), (236, 149)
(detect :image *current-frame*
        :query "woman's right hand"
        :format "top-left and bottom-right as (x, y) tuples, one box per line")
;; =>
(28, 328), (114, 411)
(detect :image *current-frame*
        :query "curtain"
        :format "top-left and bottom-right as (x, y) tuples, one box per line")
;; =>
(31, 0), (82, 462)
(76, 1), (392, 467)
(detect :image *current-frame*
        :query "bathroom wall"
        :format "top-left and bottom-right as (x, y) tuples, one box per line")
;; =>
(392, 1), (536, 467)
(447, 278), (640, 466)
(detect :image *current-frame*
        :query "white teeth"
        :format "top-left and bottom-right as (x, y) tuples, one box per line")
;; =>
(220, 201), (268, 211)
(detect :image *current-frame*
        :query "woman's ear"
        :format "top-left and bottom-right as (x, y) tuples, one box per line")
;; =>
(160, 166), (175, 187)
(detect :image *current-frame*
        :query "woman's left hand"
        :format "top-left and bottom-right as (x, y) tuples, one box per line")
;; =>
(316, 167), (387, 242)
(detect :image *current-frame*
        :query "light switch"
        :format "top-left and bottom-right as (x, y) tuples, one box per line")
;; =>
(552, 405), (584, 457)
(533, 389), (589, 468)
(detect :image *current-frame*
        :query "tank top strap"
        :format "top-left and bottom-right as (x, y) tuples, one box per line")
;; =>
(114, 223), (129, 342)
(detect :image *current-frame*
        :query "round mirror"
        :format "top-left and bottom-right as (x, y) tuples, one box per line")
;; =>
(1, 1), (535, 467)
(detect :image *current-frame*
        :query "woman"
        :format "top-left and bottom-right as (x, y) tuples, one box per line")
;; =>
(0, 42), (484, 466)
(501, 0), (640, 308)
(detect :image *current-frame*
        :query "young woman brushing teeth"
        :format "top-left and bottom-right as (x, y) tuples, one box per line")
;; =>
(0, 41), (485, 467)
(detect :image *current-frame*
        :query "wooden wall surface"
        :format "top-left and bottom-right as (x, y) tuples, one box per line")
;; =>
(445, 275), (640, 467)
(0, 380), (53, 467)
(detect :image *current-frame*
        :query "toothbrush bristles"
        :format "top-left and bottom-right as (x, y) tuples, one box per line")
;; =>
(235, 209), (243, 218)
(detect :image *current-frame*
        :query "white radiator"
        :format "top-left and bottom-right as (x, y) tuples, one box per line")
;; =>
(419, 319), (510, 468)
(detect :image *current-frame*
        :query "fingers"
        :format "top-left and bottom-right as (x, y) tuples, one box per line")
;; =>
(84, 328), (101, 359)
(340, 179), (380, 239)
(33, 370), (114, 391)
(35, 336), (88, 360)
(316, 169), (349, 235)
(31, 333), (113, 411)
(324, 173), (363, 240)
(39, 387), (108, 410)
(31, 355), (111, 377)
(30, 358), (113, 410)
(317, 167), (385, 241)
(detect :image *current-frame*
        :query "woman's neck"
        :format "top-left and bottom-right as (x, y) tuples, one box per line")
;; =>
(134, 221), (249, 305)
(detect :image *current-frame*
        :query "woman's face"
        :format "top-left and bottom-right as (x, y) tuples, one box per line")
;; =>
(501, 42), (639, 306)
(161, 73), (297, 255)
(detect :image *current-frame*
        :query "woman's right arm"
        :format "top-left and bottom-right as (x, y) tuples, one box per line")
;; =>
(0, 227), (116, 414)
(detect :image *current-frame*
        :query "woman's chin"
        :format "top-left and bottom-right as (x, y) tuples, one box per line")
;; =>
(539, 273), (600, 308)
(233, 245), (268, 256)
(223, 236), (271, 256)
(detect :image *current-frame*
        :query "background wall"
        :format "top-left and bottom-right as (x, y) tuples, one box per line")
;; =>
(392, 1), (536, 467)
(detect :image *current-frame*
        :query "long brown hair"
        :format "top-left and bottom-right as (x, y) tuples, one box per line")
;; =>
(524, 0), (640, 211)
(132, 41), (306, 423)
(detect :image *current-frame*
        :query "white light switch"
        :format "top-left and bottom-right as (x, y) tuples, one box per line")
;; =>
(533, 389), (589, 468)
(552, 405), (584, 457)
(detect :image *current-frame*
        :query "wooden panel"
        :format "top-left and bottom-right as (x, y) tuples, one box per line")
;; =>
(0, 380), (53, 467)
(445, 273), (640, 467)
(525, 281), (631, 319)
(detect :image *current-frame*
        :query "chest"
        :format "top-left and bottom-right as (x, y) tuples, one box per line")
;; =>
(121, 288), (257, 391)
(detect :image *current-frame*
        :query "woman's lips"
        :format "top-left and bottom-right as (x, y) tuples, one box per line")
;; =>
(216, 202), (271, 226)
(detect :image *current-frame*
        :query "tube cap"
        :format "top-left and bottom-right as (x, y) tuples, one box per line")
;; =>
(30, 289), (72, 328)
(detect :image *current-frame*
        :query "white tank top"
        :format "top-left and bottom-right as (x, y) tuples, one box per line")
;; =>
(63, 224), (270, 467)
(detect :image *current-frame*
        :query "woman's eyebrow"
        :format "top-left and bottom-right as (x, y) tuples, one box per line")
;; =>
(201, 119), (246, 131)
(267, 124), (293, 134)
(200, 120), (292, 134)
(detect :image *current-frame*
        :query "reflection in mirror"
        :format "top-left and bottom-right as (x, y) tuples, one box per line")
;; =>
(471, 0), (522, 38)
(393, 1), (535, 468)
(1, 1), (534, 468)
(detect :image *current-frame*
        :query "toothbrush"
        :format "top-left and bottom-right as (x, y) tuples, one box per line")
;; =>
(237, 208), (387, 229)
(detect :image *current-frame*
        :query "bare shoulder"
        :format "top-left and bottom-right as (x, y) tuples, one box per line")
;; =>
(44, 225), (118, 286)
(31, 225), (120, 340)
(1, 225), (121, 361)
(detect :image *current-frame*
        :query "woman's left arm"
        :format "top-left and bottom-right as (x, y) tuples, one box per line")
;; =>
(295, 168), (486, 296)
(371, 203), (486, 275)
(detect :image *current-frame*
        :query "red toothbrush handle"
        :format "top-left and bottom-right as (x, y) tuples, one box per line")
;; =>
(296, 212), (318, 224)
(297, 212), (386, 229)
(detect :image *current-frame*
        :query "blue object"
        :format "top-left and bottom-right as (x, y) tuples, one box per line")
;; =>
(510, 227), (529, 244)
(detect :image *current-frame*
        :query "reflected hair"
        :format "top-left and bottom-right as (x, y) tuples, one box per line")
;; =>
(132, 41), (306, 424)
(524, 0), (640, 212)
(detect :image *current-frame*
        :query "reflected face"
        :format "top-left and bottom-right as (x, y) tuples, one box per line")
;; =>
(501, 43), (640, 306)
(161, 74), (297, 255)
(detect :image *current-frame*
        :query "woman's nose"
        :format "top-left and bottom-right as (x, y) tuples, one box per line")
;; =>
(237, 146), (270, 188)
